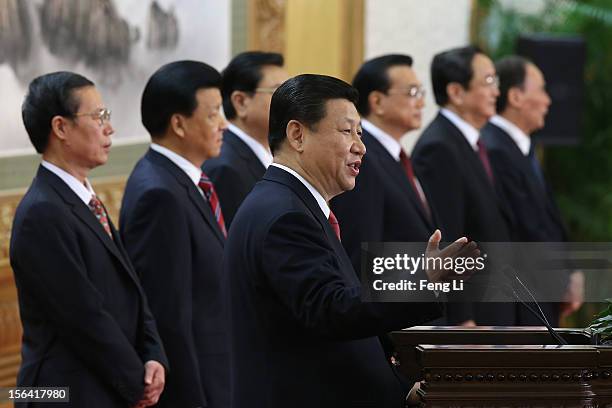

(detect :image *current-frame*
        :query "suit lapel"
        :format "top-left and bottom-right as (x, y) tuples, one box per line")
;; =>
(441, 116), (514, 223)
(264, 166), (358, 283)
(491, 125), (567, 239)
(39, 166), (137, 277)
(364, 132), (432, 228)
(146, 150), (225, 245)
(225, 130), (267, 180)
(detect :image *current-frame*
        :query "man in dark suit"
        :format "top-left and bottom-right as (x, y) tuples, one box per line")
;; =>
(120, 61), (230, 408)
(412, 46), (516, 326)
(331, 55), (442, 364)
(332, 54), (434, 280)
(10, 71), (167, 407)
(225, 74), (478, 408)
(481, 55), (583, 325)
(203, 51), (289, 228)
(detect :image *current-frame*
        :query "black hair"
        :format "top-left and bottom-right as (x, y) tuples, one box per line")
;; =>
(495, 55), (532, 113)
(352, 54), (413, 116)
(141, 60), (222, 137)
(268, 74), (359, 154)
(22, 71), (94, 153)
(431, 45), (483, 106)
(221, 51), (284, 120)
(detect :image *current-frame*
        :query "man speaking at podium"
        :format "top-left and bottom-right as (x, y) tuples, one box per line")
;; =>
(225, 74), (477, 408)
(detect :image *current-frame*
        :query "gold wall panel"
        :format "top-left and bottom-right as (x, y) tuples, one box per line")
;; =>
(248, 0), (364, 82)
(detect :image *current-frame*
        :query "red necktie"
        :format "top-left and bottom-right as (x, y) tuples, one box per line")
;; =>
(399, 149), (431, 220)
(88, 195), (113, 239)
(198, 172), (227, 238)
(328, 210), (341, 241)
(477, 139), (495, 184)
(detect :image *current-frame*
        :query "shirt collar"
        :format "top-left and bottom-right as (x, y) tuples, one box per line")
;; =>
(489, 115), (531, 156)
(228, 123), (273, 168)
(150, 143), (202, 187)
(440, 108), (480, 151)
(270, 163), (330, 218)
(361, 119), (402, 161)
(41, 160), (95, 205)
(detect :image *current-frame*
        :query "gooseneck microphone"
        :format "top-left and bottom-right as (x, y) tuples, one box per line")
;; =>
(499, 265), (568, 346)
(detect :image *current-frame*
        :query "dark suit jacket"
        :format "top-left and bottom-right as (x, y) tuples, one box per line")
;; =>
(9, 166), (167, 408)
(482, 122), (569, 325)
(120, 149), (229, 408)
(482, 122), (567, 242)
(202, 129), (267, 229)
(226, 166), (441, 408)
(331, 129), (435, 274)
(412, 113), (515, 325)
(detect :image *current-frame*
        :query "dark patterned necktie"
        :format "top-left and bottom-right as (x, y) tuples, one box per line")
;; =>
(199, 172), (227, 238)
(328, 210), (341, 241)
(399, 149), (431, 220)
(476, 139), (495, 184)
(528, 144), (546, 189)
(88, 195), (113, 239)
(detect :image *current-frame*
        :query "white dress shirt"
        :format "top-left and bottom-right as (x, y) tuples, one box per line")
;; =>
(489, 115), (531, 156)
(150, 143), (203, 186)
(362, 119), (428, 205)
(228, 123), (273, 168)
(440, 108), (480, 151)
(270, 163), (330, 218)
(41, 160), (96, 205)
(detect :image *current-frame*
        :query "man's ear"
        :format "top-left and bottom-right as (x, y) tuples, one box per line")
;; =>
(368, 91), (385, 116)
(231, 90), (250, 119)
(507, 87), (523, 109)
(170, 113), (186, 138)
(285, 119), (305, 153)
(50, 115), (69, 142)
(446, 82), (465, 106)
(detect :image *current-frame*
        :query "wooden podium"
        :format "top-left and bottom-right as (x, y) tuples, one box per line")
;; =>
(390, 327), (612, 407)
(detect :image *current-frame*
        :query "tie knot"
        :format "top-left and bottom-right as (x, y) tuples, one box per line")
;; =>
(199, 172), (213, 193)
(89, 195), (101, 208)
(328, 210), (341, 241)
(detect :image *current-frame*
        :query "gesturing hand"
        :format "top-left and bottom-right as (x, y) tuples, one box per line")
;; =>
(424, 229), (480, 283)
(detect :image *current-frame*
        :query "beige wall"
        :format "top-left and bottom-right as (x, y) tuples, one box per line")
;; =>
(364, 0), (472, 151)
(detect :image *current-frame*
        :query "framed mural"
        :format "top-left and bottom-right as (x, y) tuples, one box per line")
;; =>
(0, 0), (230, 156)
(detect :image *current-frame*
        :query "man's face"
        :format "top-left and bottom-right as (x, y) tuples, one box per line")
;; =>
(462, 53), (499, 124)
(379, 65), (425, 131)
(517, 63), (551, 133)
(245, 65), (290, 136)
(183, 87), (226, 162)
(63, 86), (113, 170)
(302, 99), (365, 199)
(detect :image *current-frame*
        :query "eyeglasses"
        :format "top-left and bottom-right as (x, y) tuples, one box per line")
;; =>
(74, 108), (112, 127)
(254, 87), (279, 94)
(480, 74), (500, 88)
(386, 85), (426, 99)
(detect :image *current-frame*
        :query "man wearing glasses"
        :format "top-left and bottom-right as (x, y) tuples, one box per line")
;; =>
(333, 55), (433, 273)
(203, 51), (290, 228)
(412, 46), (516, 326)
(10, 71), (168, 407)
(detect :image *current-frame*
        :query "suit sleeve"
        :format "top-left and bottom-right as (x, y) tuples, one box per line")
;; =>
(413, 142), (475, 323)
(12, 202), (145, 405)
(331, 155), (385, 274)
(206, 163), (251, 228)
(260, 211), (441, 340)
(120, 188), (206, 407)
(134, 279), (169, 371)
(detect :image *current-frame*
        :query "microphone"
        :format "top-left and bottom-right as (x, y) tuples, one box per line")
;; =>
(499, 265), (568, 346)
